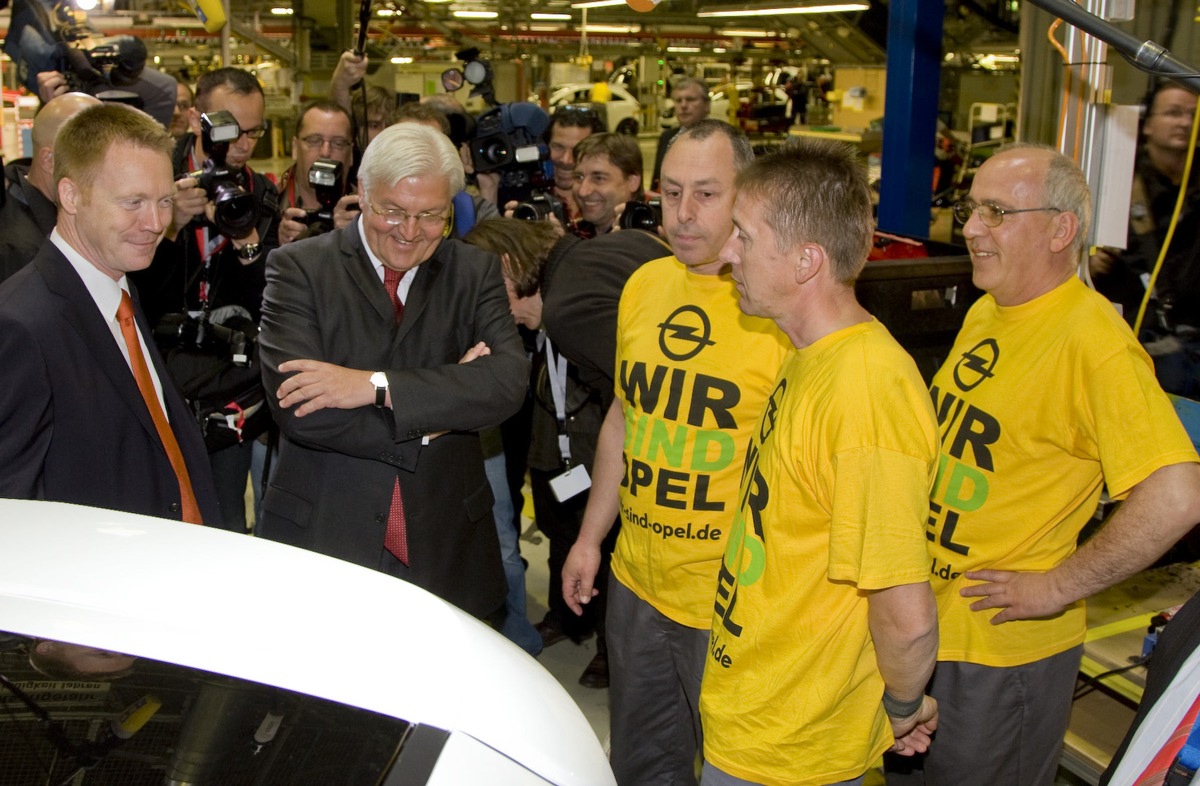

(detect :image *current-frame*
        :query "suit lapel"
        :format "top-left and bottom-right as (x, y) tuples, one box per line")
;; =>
(339, 223), (395, 325)
(37, 247), (168, 456)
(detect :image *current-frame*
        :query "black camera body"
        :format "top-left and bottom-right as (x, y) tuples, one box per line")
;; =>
(153, 310), (255, 368)
(182, 111), (258, 240)
(469, 102), (554, 205)
(513, 192), (566, 225)
(619, 198), (663, 233)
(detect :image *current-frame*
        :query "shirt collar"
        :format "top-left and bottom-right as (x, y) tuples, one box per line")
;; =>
(50, 228), (129, 322)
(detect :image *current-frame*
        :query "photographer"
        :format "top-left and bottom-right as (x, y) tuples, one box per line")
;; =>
(547, 106), (604, 226)
(277, 100), (359, 245)
(130, 67), (280, 534)
(571, 132), (644, 235)
(466, 216), (669, 688)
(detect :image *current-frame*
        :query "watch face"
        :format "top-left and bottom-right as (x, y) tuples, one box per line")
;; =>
(370, 372), (388, 388)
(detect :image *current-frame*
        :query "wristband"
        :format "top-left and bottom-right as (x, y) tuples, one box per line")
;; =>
(882, 691), (924, 718)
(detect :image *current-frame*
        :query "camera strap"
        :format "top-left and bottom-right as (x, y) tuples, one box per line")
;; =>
(544, 339), (571, 467)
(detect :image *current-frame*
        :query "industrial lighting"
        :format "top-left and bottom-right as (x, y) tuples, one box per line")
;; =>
(717, 28), (771, 37)
(453, 9), (499, 17)
(570, 0), (626, 8)
(532, 12), (572, 19)
(391, 56), (414, 63)
(713, 47), (727, 53)
(582, 23), (640, 32)
(76, 0), (97, 8)
(667, 46), (701, 52)
(377, 7), (397, 14)
(699, 3), (868, 17)
(530, 23), (566, 30)
(270, 6), (293, 14)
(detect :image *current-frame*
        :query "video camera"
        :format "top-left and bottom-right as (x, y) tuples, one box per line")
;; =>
(469, 102), (554, 206)
(3, 0), (144, 104)
(182, 111), (259, 240)
(297, 158), (346, 235)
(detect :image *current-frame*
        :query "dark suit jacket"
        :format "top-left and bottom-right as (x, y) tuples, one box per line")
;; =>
(1100, 589), (1200, 784)
(0, 241), (221, 523)
(257, 224), (529, 619)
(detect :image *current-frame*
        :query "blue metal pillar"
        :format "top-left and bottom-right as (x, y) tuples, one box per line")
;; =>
(877, 0), (944, 237)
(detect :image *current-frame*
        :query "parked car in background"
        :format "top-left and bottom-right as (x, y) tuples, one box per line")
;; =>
(0, 499), (615, 786)
(547, 83), (642, 135)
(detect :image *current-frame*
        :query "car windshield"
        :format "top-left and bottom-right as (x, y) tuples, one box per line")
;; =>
(0, 631), (416, 785)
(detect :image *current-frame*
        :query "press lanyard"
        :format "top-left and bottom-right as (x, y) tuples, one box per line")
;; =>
(544, 339), (571, 467)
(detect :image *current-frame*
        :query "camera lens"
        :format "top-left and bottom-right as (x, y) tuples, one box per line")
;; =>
(212, 183), (258, 240)
(619, 201), (659, 232)
(513, 201), (550, 221)
(477, 138), (511, 168)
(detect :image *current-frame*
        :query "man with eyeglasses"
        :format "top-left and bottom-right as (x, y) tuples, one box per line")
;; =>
(257, 122), (528, 622)
(130, 67), (281, 534)
(278, 100), (359, 245)
(886, 143), (1200, 786)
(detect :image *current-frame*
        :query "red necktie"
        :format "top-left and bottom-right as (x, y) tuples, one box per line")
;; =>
(382, 268), (408, 564)
(116, 291), (202, 525)
(1133, 690), (1200, 785)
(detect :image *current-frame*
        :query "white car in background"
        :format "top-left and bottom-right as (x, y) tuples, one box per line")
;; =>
(546, 83), (643, 135)
(0, 499), (615, 786)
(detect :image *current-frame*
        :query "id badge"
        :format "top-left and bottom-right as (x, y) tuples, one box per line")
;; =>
(549, 465), (591, 502)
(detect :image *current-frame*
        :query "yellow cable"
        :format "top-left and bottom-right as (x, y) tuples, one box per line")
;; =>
(1133, 99), (1200, 335)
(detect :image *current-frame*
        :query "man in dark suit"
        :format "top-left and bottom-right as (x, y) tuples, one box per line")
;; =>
(257, 122), (529, 621)
(0, 103), (220, 525)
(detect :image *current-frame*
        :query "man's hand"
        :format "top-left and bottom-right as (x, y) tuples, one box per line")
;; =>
(37, 71), (69, 103)
(331, 51), (369, 111)
(333, 194), (361, 230)
(1089, 247), (1119, 276)
(279, 207), (310, 245)
(960, 569), (1066, 624)
(562, 541), (602, 615)
(277, 359), (373, 417)
(476, 172), (501, 207)
(888, 695), (938, 756)
(171, 176), (208, 236)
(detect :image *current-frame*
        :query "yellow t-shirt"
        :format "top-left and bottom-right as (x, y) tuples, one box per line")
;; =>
(700, 319), (938, 786)
(929, 276), (1198, 667)
(610, 256), (790, 628)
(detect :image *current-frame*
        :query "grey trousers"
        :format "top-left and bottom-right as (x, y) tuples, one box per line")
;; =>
(884, 644), (1084, 786)
(607, 575), (710, 786)
(700, 762), (865, 786)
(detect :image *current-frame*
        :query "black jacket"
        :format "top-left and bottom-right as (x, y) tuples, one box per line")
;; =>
(129, 134), (280, 328)
(0, 158), (58, 285)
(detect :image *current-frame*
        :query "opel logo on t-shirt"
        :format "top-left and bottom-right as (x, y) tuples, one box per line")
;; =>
(953, 338), (999, 391)
(658, 305), (716, 361)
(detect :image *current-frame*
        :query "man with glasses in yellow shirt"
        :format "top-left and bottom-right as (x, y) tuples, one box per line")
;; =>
(257, 122), (529, 621)
(887, 143), (1200, 786)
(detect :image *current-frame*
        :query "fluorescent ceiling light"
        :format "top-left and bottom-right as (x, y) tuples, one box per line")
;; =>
(391, 56), (414, 63)
(582, 23), (639, 32)
(453, 9), (498, 17)
(376, 8), (397, 15)
(570, 0), (626, 8)
(713, 47), (727, 52)
(76, 0), (97, 9)
(699, 3), (868, 17)
(718, 28), (771, 36)
(532, 12), (572, 18)
(270, 6), (293, 15)
(667, 46), (701, 52)
(530, 23), (566, 30)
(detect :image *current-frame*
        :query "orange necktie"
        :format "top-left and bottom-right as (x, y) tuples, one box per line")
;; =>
(1133, 689), (1200, 786)
(382, 268), (408, 564)
(116, 291), (202, 525)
